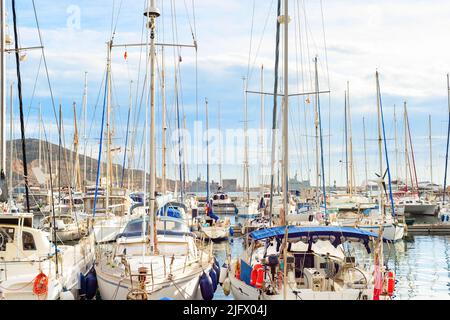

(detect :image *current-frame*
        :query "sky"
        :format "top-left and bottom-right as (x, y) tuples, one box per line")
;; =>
(4, 0), (450, 189)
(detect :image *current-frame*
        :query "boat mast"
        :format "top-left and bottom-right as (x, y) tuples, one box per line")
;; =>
(443, 74), (450, 204)
(8, 82), (13, 209)
(394, 104), (399, 181)
(11, 0), (30, 212)
(363, 117), (368, 192)
(161, 46), (167, 194)
(344, 90), (348, 194)
(404, 102), (409, 192)
(314, 57), (327, 213)
(281, 0), (289, 227)
(347, 82), (354, 196)
(82, 72), (88, 188)
(376, 73), (383, 179)
(429, 114), (433, 186)
(0, 0), (6, 182)
(268, 0), (282, 222)
(205, 98), (210, 201)
(145, 1), (160, 254)
(106, 40), (112, 212)
(281, 0), (289, 301)
(243, 77), (250, 205)
(73, 102), (81, 191)
(38, 103), (42, 171)
(260, 65), (265, 196)
(405, 102), (419, 195)
(218, 102), (222, 187)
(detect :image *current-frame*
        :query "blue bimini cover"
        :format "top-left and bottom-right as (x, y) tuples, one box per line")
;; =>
(249, 226), (378, 252)
(157, 207), (183, 219)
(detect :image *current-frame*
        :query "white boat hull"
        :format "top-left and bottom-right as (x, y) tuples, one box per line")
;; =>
(403, 204), (436, 216)
(228, 272), (374, 300)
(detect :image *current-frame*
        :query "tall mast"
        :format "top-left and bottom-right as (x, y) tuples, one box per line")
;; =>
(82, 72), (88, 188)
(161, 46), (167, 194)
(243, 77), (250, 205)
(268, 0), (282, 222)
(205, 98), (210, 201)
(281, 0), (289, 301)
(344, 90), (348, 193)
(443, 74), (450, 204)
(106, 40), (112, 211)
(8, 82), (13, 208)
(0, 0), (6, 179)
(11, 0), (30, 212)
(314, 57), (327, 212)
(404, 102), (409, 191)
(218, 102), (223, 186)
(38, 103), (42, 171)
(429, 114), (433, 185)
(347, 82), (354, 195)
(281, 0), (289, 226)
(73, 102), (81, 191)
(376, 72), (383, 178)
(363, 117), (368, 192)
(394, 104), (399, 181)
(260, 65), (265, 196)
(314, 75), (320, 206)
(145, 1), (160, 254)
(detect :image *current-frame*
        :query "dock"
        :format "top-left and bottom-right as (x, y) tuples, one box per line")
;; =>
(407, 224), (450, 234)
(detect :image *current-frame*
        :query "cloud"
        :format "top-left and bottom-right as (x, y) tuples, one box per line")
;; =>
(5, 0), (450, 187)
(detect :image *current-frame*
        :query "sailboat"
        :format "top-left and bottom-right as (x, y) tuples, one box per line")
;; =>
(396, 103), (437, 216)
(95, 2), (217, 300)
(224, 0), (395, 300)
(237, 78), (261, 219)
(195, 100), (230, 242)
(437, 74), (450, 224)
(337, 77), (406, 242)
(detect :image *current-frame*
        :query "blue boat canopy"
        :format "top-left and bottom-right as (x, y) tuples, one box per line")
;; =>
(249, 226), (378, 251)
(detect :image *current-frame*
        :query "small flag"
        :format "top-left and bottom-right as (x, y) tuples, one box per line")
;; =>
(124, 51), (128, 60)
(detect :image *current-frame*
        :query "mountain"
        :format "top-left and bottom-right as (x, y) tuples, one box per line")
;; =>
(6, 139), (177, 191)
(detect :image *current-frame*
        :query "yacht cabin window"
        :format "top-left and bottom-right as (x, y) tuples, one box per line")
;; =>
(22, 232), (36, 251)
(0, 227), (15, 252)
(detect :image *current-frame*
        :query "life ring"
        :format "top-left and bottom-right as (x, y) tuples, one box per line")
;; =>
(33, 272), (49, 297)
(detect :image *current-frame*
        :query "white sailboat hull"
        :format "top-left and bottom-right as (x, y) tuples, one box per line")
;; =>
(201, 226), (229, 241)
(96, 268), (205, 300)
(228, 272), (374, 300)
